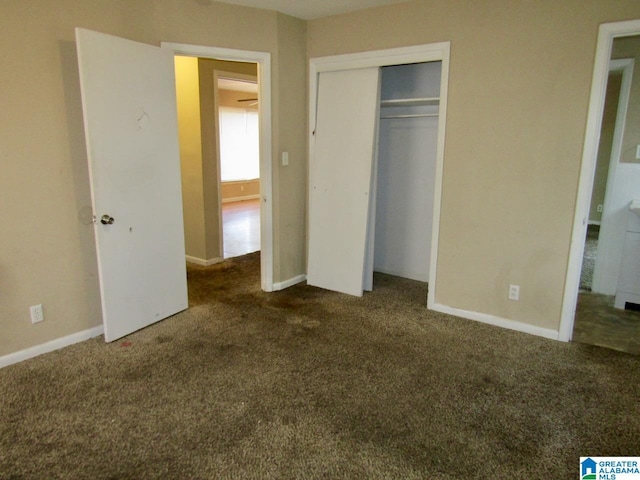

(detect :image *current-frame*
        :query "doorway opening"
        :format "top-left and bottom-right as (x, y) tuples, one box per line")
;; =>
(573, 55), (639, 354)
(174, 59), (260, 263)
(561, 20), (640, 354)
(165, 42), (273, 292)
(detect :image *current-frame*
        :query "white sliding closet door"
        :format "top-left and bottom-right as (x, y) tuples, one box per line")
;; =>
(308, 68), (381, 296)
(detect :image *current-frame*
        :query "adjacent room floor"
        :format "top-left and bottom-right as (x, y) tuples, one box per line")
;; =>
(222, 199), (260, 259)
(574, 291), (640, 355)
(573, 224), (640, 355)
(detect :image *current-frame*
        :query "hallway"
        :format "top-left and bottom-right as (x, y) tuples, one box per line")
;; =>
(223, 199), (260, 259)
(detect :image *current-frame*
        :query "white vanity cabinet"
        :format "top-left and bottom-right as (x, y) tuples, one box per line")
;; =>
(614, 200), (640, 309)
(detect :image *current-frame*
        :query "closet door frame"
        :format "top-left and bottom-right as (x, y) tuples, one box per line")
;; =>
(308, 42), (450, 308)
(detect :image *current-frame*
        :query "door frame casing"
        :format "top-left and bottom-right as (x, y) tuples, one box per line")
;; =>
(559, 19), (640, 342)
(162, 42), (273, 292)
(308, 42), (451, 308)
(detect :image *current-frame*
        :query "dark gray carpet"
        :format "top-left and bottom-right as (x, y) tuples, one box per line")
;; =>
(580, 224), (599, 291)
(1, 252), (639, 479)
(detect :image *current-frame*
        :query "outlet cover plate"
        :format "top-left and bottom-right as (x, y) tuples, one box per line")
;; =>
(508, 285), (520, 301)
(30, 304), (44, 323)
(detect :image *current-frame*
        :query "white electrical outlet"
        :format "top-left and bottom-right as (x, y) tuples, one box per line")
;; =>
(30, 304), (44, 323)
(597, 204), (603, 213)
(508, 285), (520, 301)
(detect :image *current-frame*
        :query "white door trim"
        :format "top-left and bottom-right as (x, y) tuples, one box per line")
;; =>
(559, 19), (640, 342)
(162, 43), (273, 292)
(309, 42), (450, 308)
(591, 58), (634, 294)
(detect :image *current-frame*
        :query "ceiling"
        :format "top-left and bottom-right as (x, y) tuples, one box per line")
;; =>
(197, 0), (409, 20)
(218, 78), (258, 93)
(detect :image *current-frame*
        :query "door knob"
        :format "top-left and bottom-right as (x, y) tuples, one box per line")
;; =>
(100, 214), (115, 225)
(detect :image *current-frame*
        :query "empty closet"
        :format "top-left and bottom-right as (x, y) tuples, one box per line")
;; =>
(308, 61), (442, 297)
(374, 62), (441, 283)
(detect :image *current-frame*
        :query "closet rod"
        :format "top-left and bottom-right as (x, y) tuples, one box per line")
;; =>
(380, 113), (439, 119)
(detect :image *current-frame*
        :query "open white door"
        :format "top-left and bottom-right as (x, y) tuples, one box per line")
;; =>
(307, 68), (380, 296)
(76, 28), (188, 342)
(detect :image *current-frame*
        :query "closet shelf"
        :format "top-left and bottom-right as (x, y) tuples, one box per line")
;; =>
(380, 97), (439, 107)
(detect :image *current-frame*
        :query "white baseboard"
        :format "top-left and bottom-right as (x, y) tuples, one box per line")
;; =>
(0, 325), (104, 369)
(185, 255), (223, 266)
(431, 303), (560, 341)
(588, 220), (602, 226)
(273, 274), (306, 291)
(222, 194), (261, 204)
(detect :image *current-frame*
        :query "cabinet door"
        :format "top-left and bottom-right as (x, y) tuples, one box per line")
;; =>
(307, 68), (380, 296)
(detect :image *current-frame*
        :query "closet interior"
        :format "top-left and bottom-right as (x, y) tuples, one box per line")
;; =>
(372, 61), (441, 284)
(307, 60), (442, 297)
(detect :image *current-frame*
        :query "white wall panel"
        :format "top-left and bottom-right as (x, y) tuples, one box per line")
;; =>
(374, 116), (438, 281)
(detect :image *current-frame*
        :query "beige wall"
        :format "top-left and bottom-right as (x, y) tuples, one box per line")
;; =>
(222, 180), (261, 201)
(590, 72), (622, 224)
(175, 56), (208, 260)
(274, 13), (308, 281)
(308, 0), (640, 331)
(0, 0), (307, 358)
(3, 0), (640, 360)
